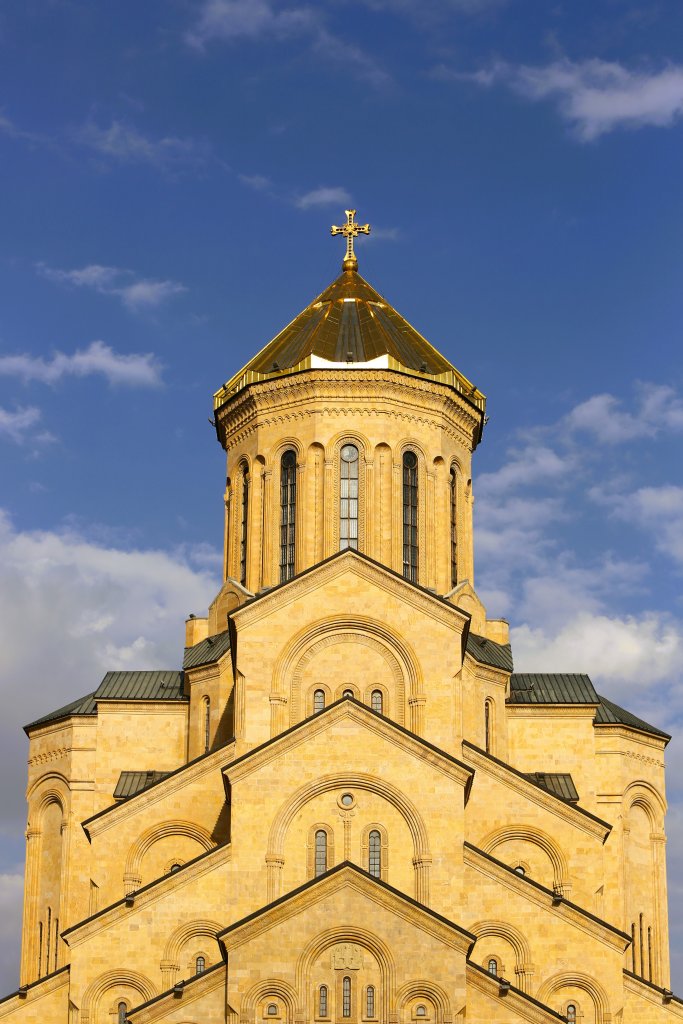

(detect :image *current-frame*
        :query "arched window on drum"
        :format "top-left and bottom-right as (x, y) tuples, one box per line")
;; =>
(340, 445), (359, 550)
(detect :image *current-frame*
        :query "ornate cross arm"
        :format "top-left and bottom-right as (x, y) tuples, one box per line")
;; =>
(331, 209), (371, 271)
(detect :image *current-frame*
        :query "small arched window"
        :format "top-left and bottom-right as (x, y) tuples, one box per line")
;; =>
(342, 688), (354, 698)
(371, 690), (383, 714)
(514, 865), (525, 876)
(267, 1004), (278, 1016)
(315, 830), (328, 876)
(280, 450), (297, 582)
(342, 977), (351, 1018)
(319, 985), (328, 1017)
(368, 829), (381, 878)
(340, 444), (359, 550)
(402, 451), (418, 582)
(366, 985), (375, 1018)
(240, 462), (250, 585)
(118, 1003), (128, 1024)
(416, 1006), (426, 1017)
(170, 862), (182, 873)
(450, 467), (458, 588)
(196, 955), (205, 975)
(484, 699), (492, 754)
(314, 689), (326, 714)
(487, 957), (498, 976)
(566, 1005), (577, 1023)
(203, 695), (210, 754)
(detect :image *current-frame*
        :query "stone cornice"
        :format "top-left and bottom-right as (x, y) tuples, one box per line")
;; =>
(218, 862), (475, 956)
(462, 655), (510, 686)
(224, 697), (473, 790)
(506, 705), (598, 720)
(128, 961), (226, 1023)
(95, 700), (188, 716)
(623, 970), (683, 1014)
(464, 844), (630, 951)
(594, 725), (668, 752)
(462, 742), (611, 841)
(82, 740), (236, 840)
(231, 549), (470, 635)
(63, 842), (231, 947)
(466, 962), (565, 1023)
(0, 966), (69, 1018)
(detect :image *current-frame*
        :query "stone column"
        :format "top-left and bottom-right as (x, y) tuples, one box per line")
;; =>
(261, 469), (273, 589)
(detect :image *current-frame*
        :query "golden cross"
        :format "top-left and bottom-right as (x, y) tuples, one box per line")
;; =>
(331, 210), (371, 271)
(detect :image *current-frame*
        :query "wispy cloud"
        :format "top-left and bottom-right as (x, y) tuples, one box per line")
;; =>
(563, 384), (683, 441)
(186, 1), (390, 88)
(296, 186), (352, 210)
(77, 119), (206, 169)
(0, 406), (44, 445)
(448, 58), (683, 140)
(239, 173), (272, 192)
(0, 341), (162, 388)
(37, 262), (186, 312)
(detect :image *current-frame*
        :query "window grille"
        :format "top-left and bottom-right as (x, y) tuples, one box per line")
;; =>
(280, 450), (297, 582)
(450, 468), (458, 587)
(343, 977), (351, 1018)
(402, 452), (418, 581)
(196, 956), (205, 975)
(314, 689), (325, 714)
(487, 958), (498, 976)
(319, 985), (328, 1017)
(315, 830), (327, 876)
(366, 986), (375, 1018)
(371, 690), (383, 714)
(340, 445), (359, 550)
(368, 830), (381, 878)
(240, 463), (249, 585)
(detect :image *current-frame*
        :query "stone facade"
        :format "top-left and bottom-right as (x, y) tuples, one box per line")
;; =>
(2, 257), (680, 1023)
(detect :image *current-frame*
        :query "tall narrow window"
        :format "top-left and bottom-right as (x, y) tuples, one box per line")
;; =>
(280, 450), (297, 582)
(566, 1006), (576, 1024)
(314, 689), (325, 714)
(240, 462), (249, 585)
(487, 958), (498, 976)
(368, 830), (381, 878)
(639, 912), (644, 977)
(46, 907), (51, 977)
(648, 926), (653, 981)
(37, 922), (43, 978)
(342, 977), (351, 1018)
(54, 918), (58, 970)
(450, 467), (458, 588)
(631, 923), (636, 972)
(196, 956), (205, 975)
(340, 445), (359, 550)
(203, 696), (211, 754)
(118, 1003), (127, 1024)
(371, 690), (383, 714)
(366, 986), (375, 1018)
(315, 830), (328, 876)
(319, 985), (328, 1017)
(485, 700), (492, 754)
(402, 451), (418, 582)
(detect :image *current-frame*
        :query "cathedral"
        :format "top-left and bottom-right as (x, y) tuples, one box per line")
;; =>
(2, 212), (681, 1024)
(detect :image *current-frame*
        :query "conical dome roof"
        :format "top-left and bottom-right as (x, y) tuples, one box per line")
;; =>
(214, 268), (485, 416)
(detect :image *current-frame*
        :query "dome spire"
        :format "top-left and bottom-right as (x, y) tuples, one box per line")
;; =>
(331, 209), (371, 271)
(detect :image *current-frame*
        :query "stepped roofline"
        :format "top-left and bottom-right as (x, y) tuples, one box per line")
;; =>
(213, 267), (486, 419)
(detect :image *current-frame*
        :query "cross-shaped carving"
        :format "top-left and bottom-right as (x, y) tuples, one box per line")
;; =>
(331, 210), (371, 271)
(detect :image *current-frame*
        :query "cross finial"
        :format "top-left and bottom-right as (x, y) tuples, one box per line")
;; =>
(331, 210), (371, 272)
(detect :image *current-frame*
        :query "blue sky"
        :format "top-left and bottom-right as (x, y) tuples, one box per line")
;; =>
(1, 0), (683, 991)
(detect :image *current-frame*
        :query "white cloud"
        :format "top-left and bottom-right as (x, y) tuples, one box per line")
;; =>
(0, 406), (43, 444)
(597, 484), (683, 566)
(78, 119), (203, 168)
(37, 262), (186, 313)
(239, 173), (272, 191)
(477, 443), (571, 497)
(563, 384), (683, 443)
(0, 341), (162, 388)
(457, 58), (683, 140)
(296, 186), (352, 210)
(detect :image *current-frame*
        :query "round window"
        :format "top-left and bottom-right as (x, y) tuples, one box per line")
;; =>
(340, 793), (354, 807)
(404, 451), (417, 469)
(341, 445), (358, 462)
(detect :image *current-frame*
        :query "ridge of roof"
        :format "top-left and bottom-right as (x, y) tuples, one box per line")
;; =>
(95, 670), (185, 701)
(183, 628), (231, 670)
(465, 632), (513, 672)
(595, 694), (671, 742)
(508, 672), (599, 705)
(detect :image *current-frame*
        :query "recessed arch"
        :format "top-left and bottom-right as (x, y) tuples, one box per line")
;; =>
(124, 820), (214, 879)
(296, 926), (396, 1020)
(396, 981), (452, 1021)
(480, 825), (570, 892)
(623, 781), (666, 829)
(242, 977), (299, 1018)
(80, 968), (157, 1024)
(162, 918), (223, 964)
(537, 972), (611, 1024)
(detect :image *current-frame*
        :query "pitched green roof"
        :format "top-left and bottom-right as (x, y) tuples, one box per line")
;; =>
(595, 694), (670, 741)
(94, 670), (185, 701)
(113, 770), (171, 800)
(25, 691), (98, 732)
(525, 772), (579, 803)
(466, 633), (513, 672)
(183, 628), (231, 670)
(509, 673), (599, 705)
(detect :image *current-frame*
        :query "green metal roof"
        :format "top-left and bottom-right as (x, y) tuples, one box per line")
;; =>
(509, 673), (599, 705)
(113, 770), (171, 800)
(595, 694), (670, 741)
(25, 691), (98, 732)
(183, 628), (231, 670)
(525, 772), (579, 803)
(94, 670), (185, 701)
(466, 633), (513, 672)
